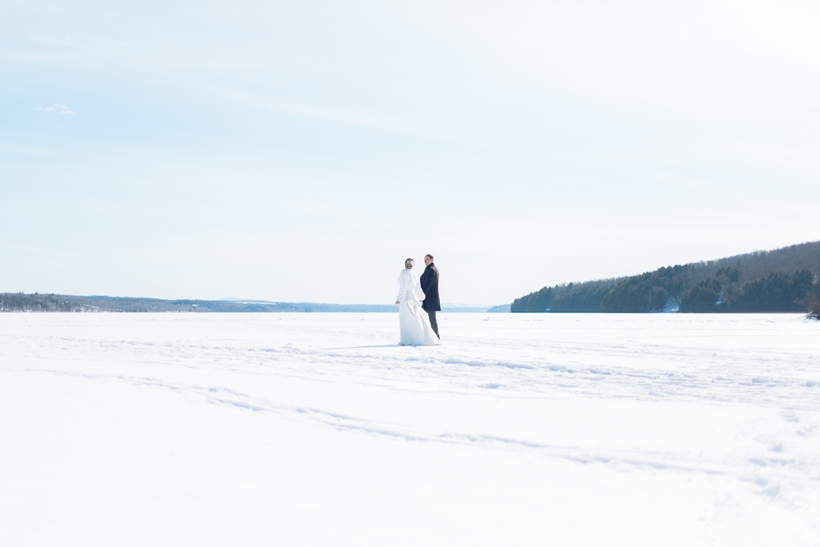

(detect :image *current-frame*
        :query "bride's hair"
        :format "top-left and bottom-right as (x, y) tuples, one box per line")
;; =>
(405, 258), (414, 268)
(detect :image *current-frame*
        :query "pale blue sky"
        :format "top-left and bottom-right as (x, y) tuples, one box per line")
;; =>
(2, 0), (819, 305)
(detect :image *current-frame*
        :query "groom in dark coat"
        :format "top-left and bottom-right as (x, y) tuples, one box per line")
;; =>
(420, 254), (441, 338)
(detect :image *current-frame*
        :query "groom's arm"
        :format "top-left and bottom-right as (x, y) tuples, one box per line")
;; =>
(419, 268), (431, 294)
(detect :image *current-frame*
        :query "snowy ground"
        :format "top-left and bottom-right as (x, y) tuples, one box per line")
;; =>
(1, 313), (818, 546)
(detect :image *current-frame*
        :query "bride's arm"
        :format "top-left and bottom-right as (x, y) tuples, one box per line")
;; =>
(396, 270), (408, 303)
(412, 272), (426, 301)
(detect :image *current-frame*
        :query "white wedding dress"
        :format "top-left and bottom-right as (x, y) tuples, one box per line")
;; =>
(396, 268), (440, 346)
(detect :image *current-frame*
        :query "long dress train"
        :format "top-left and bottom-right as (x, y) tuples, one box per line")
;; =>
(396, 268), (440, 346)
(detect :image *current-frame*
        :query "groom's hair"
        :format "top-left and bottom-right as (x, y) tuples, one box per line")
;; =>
(425, 254), (434, 261)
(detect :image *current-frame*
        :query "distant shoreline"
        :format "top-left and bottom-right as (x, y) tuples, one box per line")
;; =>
(0, 293), (503, 314)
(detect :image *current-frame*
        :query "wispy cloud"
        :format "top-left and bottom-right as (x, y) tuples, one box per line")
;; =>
(36, 103), (75, 115)
(215, 88), (427, 138)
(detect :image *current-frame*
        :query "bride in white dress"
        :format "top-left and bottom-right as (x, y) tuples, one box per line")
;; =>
(395, 258), (441, 346)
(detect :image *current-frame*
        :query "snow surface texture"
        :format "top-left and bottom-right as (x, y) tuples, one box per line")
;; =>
(1, 313), (818, 546)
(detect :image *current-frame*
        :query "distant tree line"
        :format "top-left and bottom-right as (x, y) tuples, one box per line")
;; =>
(512, 240), (820, 314)
(0, 294), (397, 313)
(0, 293), (264, 313)
(0, 293), (79, 312)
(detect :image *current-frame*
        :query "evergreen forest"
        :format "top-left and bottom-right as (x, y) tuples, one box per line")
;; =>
(512, 241), (820, 314)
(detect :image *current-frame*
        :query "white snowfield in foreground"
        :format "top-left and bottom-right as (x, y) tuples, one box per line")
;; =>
(1, 313), (819, 546)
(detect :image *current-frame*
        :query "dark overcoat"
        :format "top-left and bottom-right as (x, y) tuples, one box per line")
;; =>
(420, 263), (441, 312)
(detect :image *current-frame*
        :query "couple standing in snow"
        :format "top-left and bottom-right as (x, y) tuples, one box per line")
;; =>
(395, 254), (441, 346)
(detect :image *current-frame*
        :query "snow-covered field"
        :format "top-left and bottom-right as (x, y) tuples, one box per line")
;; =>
(1, 313), (818, 546)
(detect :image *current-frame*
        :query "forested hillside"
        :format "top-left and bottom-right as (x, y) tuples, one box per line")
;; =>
(512, 241), (820, 313)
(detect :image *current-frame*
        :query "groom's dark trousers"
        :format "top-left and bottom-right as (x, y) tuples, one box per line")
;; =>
(420, 263), (441, 338)
(426, 311), (439, 338)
